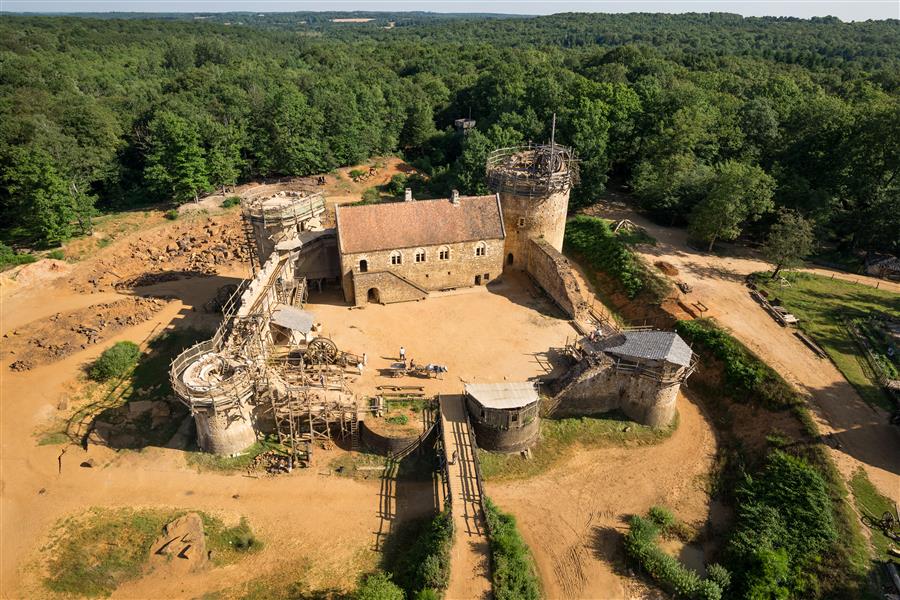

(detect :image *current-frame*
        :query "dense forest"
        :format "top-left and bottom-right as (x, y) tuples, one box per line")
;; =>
(1, 13), (898, 257)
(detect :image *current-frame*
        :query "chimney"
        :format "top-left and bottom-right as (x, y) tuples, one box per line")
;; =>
(451, 189), (460, 205)
(404, 188), (413, 202)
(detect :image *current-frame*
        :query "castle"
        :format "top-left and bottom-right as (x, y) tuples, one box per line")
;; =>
(170, 142), (695, 456)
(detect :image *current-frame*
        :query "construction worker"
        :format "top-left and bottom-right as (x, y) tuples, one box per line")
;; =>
(362, 352), (368, 366)
(357, 362), (364, 375)
(399, 346), (406, 361)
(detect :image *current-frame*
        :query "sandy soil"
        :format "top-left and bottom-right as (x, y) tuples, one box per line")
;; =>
(489, 390), (717, 600)
(0, 195), (407, 597)
(589, 201), (900, 502)
(306, 273), (578, 398)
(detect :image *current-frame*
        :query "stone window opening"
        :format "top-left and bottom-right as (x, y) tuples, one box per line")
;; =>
(359, 259), (368, 273)
(517, 217), (526, 228)
(390, 250), (402, 265)
(415, 248), (426, 263)
(475, 241), (486, 257)
(439, 246), (450, 260)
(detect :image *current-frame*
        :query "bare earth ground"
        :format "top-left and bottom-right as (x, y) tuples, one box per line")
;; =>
(489, 390), (717, 600)
(588, 201), (900, 503)
(0, 192), (582, 597)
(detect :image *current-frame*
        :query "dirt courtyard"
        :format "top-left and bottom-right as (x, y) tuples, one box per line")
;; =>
(306, 273), (578, 399)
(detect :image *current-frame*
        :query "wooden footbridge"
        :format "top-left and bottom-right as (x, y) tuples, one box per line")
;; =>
(438, 395), (493, 600)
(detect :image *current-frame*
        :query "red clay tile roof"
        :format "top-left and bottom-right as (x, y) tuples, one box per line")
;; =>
(336, 195), (505, 254)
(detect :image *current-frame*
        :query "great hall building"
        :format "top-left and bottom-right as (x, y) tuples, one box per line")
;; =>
(335, 190), (507, 305)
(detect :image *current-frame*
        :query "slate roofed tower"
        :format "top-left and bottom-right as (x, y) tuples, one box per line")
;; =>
(485, 118), (577, 270)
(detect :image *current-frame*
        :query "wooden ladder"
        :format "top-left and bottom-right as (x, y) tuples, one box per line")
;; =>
(350, 411), (360, 452)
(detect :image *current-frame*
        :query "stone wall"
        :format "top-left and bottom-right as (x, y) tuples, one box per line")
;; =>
(340, 238), (504, 305)
(360, 420), (437, 455)
(193, 403), (258, 455)
(498, 189), (569, 269)
(553, 356), (680, 428)
(470, 416), (540, 453)
(526, 238), (588, 320)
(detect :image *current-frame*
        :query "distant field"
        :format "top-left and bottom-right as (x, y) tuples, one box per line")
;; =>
(756, 272), (900, 410)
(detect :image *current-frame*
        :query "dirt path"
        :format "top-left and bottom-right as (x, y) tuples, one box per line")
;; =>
(488, 391), (717, 600)
(590, 202), (900, 501)
(440, 395), (492, 600)
(0, 228), (384, 598)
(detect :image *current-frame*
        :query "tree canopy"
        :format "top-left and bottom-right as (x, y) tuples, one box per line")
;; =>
(1, 12), (897, 255)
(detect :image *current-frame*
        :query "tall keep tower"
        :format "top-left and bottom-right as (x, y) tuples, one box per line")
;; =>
(485, 141), (576, 269)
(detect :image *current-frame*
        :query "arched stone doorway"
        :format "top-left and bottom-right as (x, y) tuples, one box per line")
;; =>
(367, 288), (381, 304)
(507, 253), (514, 266)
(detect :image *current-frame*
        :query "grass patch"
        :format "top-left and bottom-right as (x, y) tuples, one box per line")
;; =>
(479, 410), (677, 481)
(89, 341), (141, 382)
(163, 208), (179, 220)
(43, 508), (259, 597)
(185, 436), (280, 472)
(616, 225), (657, 246)
(849, 467), (897, 562)
(203, 515), (263, 564)
(0, 241), (37, 271)
(385, 414), (409, 426)
(755, 271), (900, 410)
(44, 507), (173, 597)
(484, 497), (541, 600)
(221, 196), (241, 208)
(37, 431), (70, 446)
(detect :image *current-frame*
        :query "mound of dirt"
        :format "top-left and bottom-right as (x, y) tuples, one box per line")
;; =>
(71, 215), (249, 294)
(3, 297), (168, 370)
(655, 261), (679, 276)
(0, 259), (71, 292)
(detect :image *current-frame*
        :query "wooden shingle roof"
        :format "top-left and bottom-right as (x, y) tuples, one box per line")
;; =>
(335, 194), (505, 254)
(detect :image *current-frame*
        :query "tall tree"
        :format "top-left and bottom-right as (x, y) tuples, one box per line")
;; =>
(1, 146), (78, 245)
(689, 160), (775, 251)
(763, 210), (815, 277)
(143, 112), (210, 203)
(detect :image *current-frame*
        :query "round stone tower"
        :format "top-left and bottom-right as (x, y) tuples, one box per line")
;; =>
(242, 191), (326, 268)
(485, 144), (576, 269)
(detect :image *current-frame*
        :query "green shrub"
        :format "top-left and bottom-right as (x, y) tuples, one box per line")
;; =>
(413, 589), (439, 600)
(355, 572), (404, 600)
(705, 563), (731, 593)
(386, 173), (409, 196)
(88, 341), (141, 382)
(648, 505), (676, 530)
(0, 242), (37, 270)
(221, 196), (241, 208)
(47, 249), (65, 260)
(361, 187), (381, 203)
(386, 414), (409, 426)
(725, 450), (837, 597)
(163, 209), (179, 220)
(484, 498), (541, 600)
(349, 168), (368, 179)
(386, 508), (453, 597)
(564, 215), (645, 298)
(675, 319), (800, 409)
(623, 514), (723, 600)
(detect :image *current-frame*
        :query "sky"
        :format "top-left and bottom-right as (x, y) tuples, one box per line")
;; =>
(1, 0), (898, 21)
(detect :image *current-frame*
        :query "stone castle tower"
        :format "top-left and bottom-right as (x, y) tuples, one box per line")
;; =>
(485, 142), (577, 269)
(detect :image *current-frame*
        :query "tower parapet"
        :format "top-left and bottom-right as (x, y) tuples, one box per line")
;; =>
(485, 144), (577, 268)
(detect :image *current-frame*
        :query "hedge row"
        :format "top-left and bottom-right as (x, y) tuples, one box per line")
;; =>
(380, 507), (453, 599)
(675, 319), (800, 409)
(564, 215), (646, 299)
(624, 512), (727, 600)
(484, 498), (541, 600)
